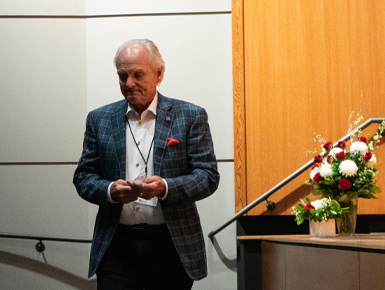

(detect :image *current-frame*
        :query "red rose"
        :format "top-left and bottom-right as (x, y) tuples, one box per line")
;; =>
(336, 151), (346, 160)
(314, 155), (323, 163)
(339, 179), (352, 190)
(359, 136), (367, 143)
(363, 152), (372, 161)
(327, 155), (334, 164)
(311, 164), (319, 170)
(305, 204), (315, 211)
(337, 141), (346, 149)
(313, 173), (322, 183)
(323, 141), (333, 151)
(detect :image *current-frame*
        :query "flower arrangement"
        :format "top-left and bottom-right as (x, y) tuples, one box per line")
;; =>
(306, 115), (384, 202)
(293, 197), (349, 225)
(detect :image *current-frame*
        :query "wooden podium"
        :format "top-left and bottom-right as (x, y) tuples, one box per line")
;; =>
(237, 234), (385, 290)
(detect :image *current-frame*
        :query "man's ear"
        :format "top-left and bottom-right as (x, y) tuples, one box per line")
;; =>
(156, 68), (163, 85)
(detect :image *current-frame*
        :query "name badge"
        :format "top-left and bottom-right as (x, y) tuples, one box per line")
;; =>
(134, 196), (158, 207)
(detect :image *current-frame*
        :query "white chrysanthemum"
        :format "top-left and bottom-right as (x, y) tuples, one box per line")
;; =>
(310, 198), (333, 220)
(367, 154), (377, 168)
(339, 160), (358, 177)
(329, 147), (343, 157)
(310, 167), (321, 180)
(311, 199), (322, 209)
(311, 197), (331, 210)
(350, 141), (368, 155)
(320, 163), (333, 177)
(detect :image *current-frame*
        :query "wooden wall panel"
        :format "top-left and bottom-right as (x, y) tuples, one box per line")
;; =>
(234, 0), (385, 215)
(232, 0), (247, 212)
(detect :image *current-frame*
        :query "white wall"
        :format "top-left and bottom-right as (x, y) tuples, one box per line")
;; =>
(0, 0), (84, 15)
(85, 0), (230, 15)
(0, 1), (235, 289)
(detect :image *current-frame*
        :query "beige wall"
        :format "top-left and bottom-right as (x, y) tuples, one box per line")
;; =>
(0, 1), (235, 289)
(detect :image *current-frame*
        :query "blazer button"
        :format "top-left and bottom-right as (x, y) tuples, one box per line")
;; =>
(136, 163), (139, 167)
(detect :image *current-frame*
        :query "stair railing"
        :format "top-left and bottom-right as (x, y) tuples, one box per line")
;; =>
(0, 233), (91, 252)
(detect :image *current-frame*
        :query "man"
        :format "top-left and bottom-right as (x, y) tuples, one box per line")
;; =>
(73, 39), (220, 290)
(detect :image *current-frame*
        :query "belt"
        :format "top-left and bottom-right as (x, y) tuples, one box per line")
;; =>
(116, 223), (168, 237)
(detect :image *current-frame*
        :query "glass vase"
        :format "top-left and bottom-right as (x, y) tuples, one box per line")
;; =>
(336, 197), (358, 236)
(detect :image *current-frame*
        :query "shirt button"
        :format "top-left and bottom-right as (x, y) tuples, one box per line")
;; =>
(137, 141), (140, 145)
(136, 163), (139, 167)
(138, 121), (142, 125)
(136, 207), (140, 211)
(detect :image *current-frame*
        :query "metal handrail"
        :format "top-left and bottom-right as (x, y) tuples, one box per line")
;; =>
(0, 233), (91, 252)
(208, 118), (385, 238)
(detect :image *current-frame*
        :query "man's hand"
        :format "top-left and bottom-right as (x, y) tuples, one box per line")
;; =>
(110, 179), (138, 203)
(128, 176), (166, 200)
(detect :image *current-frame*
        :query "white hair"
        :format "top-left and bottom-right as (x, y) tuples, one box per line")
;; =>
(113, 39), (166, 84)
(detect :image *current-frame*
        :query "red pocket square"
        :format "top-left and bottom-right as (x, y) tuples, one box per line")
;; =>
(167, 138), (179, 146)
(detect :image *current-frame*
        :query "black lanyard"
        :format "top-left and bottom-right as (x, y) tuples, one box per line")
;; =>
(126, 115), (154, 174)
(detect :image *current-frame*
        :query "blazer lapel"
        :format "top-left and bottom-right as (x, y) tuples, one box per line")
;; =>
(110, 100), (127, 179)
(154, 93), (173, 176)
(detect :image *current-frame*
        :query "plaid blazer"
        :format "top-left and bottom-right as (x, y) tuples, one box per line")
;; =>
(73, 93), (220, 280)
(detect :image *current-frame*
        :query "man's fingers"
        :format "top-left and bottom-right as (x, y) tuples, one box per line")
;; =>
(111, 179), (136, 203)
(117, 185), (132, 194)
(121, 196), (138, 204)
(144, 176), (157, 184)
(111, 179), (130, 192)
(142, 176), (165, 198)
(113, 184), (132, 194)
(139, 192), (151, 200)
(114, 179), (130, 186)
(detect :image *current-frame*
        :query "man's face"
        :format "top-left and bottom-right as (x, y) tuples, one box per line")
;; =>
(116, 44), (161, 114)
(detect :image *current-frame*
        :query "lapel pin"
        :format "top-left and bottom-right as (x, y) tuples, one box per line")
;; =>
(166, 116), (170, 121)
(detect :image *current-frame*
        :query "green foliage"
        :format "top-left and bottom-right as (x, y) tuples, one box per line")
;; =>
(293, 198), (350, 225)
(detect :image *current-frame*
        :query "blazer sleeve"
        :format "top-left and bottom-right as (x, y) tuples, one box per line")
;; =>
(161, 107), (220, 208)
(73, 110), (111, 209)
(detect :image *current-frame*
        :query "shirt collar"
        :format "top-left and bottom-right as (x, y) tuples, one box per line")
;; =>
(126, 92), (158, 116)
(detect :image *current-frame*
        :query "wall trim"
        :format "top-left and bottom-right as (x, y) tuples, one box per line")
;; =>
(0, 11), (231, 19)
(232, 0), (246, 213)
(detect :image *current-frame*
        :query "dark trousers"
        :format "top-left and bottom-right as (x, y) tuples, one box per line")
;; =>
(96, 223), (194, 290)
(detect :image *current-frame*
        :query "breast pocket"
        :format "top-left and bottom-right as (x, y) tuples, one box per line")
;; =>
(161, 139), (189, 176)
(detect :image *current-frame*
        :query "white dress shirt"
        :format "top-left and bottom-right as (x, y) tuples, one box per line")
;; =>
(107, 93), (166, 225)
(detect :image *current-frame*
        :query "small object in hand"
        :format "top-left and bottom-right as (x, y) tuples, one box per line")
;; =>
(134, 171), (147, 184)
(133, 171), (147, 194)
